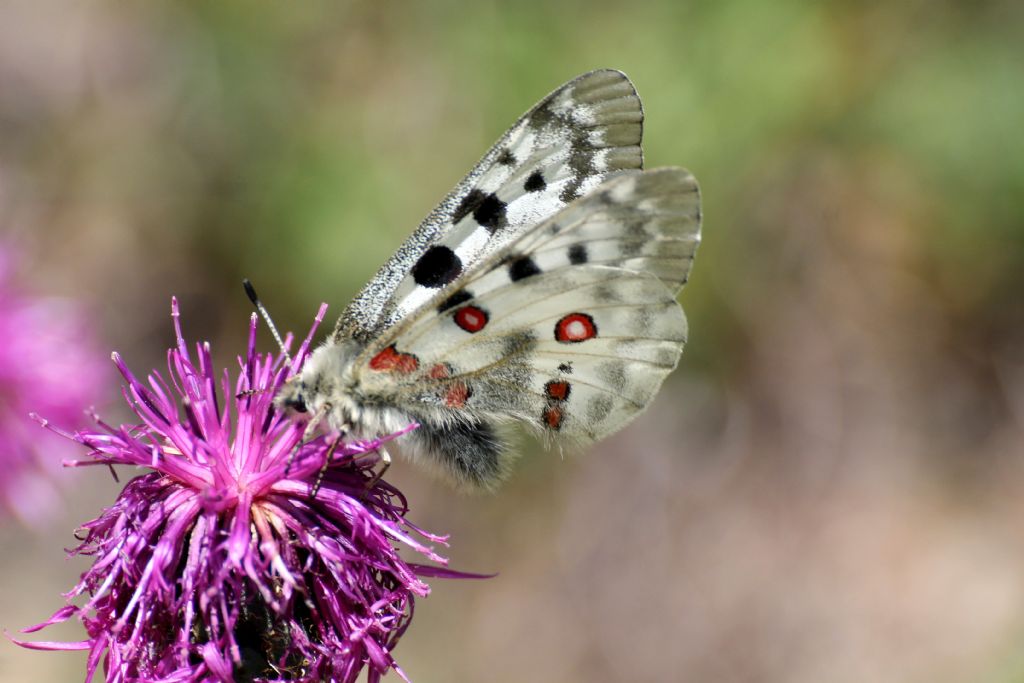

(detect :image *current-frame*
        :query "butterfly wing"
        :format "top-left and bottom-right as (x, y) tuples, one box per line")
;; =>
(334, 69), (644, 344)
(354, 168), (700, 488)
(498, 166), (700, 296)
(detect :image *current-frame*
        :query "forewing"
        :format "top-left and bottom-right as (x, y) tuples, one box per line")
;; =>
(354, 167), (699, 443)
(335, 69), (644, 343)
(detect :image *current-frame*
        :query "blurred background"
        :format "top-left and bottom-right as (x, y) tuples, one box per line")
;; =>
(1, 1), (1023, 681)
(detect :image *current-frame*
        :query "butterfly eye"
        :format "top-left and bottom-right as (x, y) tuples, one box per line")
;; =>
(286, 395), (308, 414)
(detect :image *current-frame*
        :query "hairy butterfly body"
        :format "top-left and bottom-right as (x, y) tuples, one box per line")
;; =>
(275, 69), (701, 490)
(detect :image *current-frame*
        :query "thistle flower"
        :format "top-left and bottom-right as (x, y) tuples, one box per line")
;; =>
(0, 245), (106, 524)
(15, 298), (472, 683)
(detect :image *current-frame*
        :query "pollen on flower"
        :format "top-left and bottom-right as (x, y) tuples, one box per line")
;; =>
(14, 298), (482, 683)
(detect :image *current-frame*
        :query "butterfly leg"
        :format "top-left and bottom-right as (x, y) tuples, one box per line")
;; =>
(309, 432), (343, 498)
(363, 447), (392, 491)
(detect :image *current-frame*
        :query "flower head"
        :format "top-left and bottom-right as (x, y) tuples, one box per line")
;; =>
(0, 245), (106, 524)
(16, 298), (470, 683)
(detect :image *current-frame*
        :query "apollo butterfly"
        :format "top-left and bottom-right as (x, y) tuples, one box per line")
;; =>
(266, 70), (702, 489)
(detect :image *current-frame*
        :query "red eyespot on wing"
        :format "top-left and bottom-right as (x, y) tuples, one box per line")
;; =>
(545, 380), (571, 402)
(429, 363), (451, 379)
(444, 381), (472, 408)
(542, 405), (564, 430)
(454, 305), (489, 333)
(554, 313), (597, 343)
(369, 345), (419, 374)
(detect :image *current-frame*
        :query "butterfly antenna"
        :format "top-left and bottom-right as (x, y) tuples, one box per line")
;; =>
(243, 278), (293, 366)
(235, 387), (270, 400)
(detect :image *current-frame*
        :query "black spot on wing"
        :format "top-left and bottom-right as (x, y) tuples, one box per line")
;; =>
(560, 180), (582, 203)
(497, 148), (517, 166)
(453, 189), (487, 224)
(412, 245), (462, 288)
(474, 193), (508, 231)
(507, 255), (541, 282)
(504, 329), (538, 358)
(524, 171), (546, 193)
(438, 289), (473, 313)
(568, 244), (588, 264)
(559, 130), (598, 203)
(528, 104), (559, 130)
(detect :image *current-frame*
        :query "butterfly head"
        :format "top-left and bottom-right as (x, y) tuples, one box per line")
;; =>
(274, 345), (332, 420)
(275, 376), (310, 415)
(273, 340), (365, 430)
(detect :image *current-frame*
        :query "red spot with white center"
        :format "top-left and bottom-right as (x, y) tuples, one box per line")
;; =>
(369, 345), (419, 374)
(454, 305), (489, 333)
(554, 313), (597, 343)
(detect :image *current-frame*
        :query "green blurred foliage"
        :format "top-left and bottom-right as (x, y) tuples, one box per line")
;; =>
(25, 0), (1014, 375)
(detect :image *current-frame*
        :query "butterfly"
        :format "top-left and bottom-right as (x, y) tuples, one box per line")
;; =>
(271, 69), (701, 490)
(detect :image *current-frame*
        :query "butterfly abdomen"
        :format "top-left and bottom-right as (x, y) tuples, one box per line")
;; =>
(400, 413), (512, 491)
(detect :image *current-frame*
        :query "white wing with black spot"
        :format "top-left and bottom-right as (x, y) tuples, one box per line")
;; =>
(508, 168), (701, 295)
(353, 167), (700, 442)
(274, 71), (702, 490)
(334, 69), (644, 343)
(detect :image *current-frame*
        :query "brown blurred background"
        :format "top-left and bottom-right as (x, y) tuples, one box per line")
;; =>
(2, 1), (1024, 681)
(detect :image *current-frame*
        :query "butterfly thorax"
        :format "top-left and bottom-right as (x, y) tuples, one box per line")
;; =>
(276, 335), (516, 490)
(275, 339), (410, 439)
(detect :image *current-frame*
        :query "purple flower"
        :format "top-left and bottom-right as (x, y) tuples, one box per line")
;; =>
(0, 246), (106, 524)
(15, 298), (473, 683)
